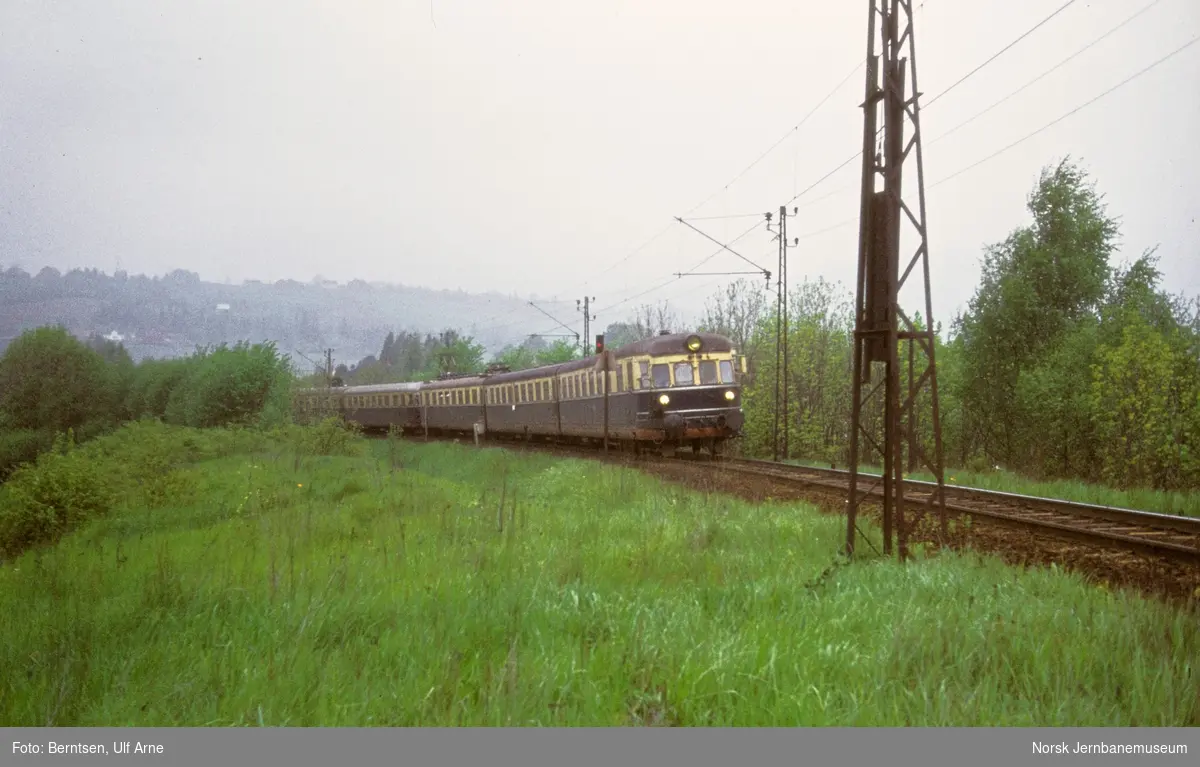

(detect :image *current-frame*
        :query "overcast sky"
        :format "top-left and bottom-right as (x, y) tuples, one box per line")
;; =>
(1, 0), (1197, 336)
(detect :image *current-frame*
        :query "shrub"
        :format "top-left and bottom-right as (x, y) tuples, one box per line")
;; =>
(0, 431), (119, 557)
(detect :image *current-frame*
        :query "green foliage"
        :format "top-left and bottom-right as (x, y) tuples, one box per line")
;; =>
(0, 431), (119, 556)
(163, 342), (291, 429)
(1090, 315), (1199, 489)
(0, 429), (56, 482)
(0, 438), (1194, 726)
(277, 416), (365, 458)
(491, 337), (580, 371)
(342, 327), (490, 383)
(0, 326), (123, 437)
(125, 358), (195, 421)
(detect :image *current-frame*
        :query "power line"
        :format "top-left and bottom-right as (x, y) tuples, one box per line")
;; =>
(575, 55), (867, 295)
(930, 34), (1200, 190)
(783, 2), (1085, 207)
(681, 58), (865, 218)
(927, 0), (1170, 147)
(764, 31), (1200, 243)
(924, 0), (1080, 109)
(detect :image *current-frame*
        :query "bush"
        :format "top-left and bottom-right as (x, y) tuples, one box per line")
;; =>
(164, 342), (292, 429)
(279, 416), (364, 457)
(0, 431), (119, 557)
(0, 428), (56, 482)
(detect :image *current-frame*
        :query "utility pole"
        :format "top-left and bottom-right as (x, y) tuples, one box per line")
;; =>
(845, 0), (947, 561)
(577, 297), (595, 356)
(325, 348), (333, 387)
(767, 207), (798, 462)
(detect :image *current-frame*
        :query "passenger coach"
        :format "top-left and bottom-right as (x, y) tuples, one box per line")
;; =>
(291, 330), (746, 456)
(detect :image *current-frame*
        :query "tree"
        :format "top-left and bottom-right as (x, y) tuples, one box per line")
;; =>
(0, 326), (120, 436)
(699, 279), (768, 358)
(956, 158), (1120, 467)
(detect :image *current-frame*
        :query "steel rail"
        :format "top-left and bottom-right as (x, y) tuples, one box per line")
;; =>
(714, 457), (1200, 563)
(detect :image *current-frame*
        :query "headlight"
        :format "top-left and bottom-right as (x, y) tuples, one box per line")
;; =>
(724, 390), (736, 401)
(658, 394), (670, 405)
(685, 334), (703, 352)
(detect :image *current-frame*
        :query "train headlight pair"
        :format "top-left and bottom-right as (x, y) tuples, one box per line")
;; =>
(724, 390), (736, 401)
(658, 394), (670, 405)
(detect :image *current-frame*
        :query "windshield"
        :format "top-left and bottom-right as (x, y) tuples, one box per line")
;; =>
(651, 364), (672, 388)
(720, 360), (735, 383)
(673, 362), (694, 386)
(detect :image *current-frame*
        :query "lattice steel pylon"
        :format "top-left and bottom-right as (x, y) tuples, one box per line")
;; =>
(845, 0), (947, 560)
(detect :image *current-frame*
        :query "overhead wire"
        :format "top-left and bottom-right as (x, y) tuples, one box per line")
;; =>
(490, 0), (1159, 337)
(929, 33), (1200, 189)
(782, 0), (1089, 208)
(570, 56), (866, 298)
(923, 0), (1079, 109)
(772, 30), (1200, 242)
(927, 0), (1170, 147)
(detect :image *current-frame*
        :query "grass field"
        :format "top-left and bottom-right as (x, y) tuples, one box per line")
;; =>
(786, 457), (1200, 519)
(1, 423), (1196, 726)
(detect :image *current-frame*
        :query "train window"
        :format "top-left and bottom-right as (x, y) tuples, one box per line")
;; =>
(639, 361), (651, 388)
(674, 362), (695, 386)
(615, 365), (623, 392)
(589, 372), (596, 396)
(652, 364), (671, 388)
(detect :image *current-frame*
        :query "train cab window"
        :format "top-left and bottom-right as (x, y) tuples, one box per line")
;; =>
(674, 362), (694, 386)
(699, 360), (719, 385)
(651, 364), (671, 388)
(638, 361), (651, 388)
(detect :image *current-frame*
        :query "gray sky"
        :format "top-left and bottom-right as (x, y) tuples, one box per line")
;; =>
(2, 0), (1197, 336)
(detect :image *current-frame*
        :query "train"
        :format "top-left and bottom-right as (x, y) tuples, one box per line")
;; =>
(292, 331), (747, 456)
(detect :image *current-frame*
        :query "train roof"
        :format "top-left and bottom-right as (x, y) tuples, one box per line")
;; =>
(610, 331), (734, 358)
(479, 332), (736, 384)
(421, 374), (489, 390)
(340, 381), (423, 394)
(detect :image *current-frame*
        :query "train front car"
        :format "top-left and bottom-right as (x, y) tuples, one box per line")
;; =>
(610, 331), (745, 456)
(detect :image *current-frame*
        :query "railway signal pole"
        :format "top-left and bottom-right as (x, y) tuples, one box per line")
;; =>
(577, 297), (595, 356)
(845, 0), (947, 560)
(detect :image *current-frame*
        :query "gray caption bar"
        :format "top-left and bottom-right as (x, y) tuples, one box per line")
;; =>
(4, 728), (1196, 767)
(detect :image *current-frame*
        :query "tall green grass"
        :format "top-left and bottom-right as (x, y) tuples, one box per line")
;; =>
(0, 428), (1195, 726)
(788, 457), (1200, 519)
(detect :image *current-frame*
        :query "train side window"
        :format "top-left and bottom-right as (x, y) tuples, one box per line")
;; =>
(674, 362), (695, 386)
(589, 372), (596, 396)
(652, 364), (671, 388)
(639, 361), (651, 388)
(615, 365), (623, 392)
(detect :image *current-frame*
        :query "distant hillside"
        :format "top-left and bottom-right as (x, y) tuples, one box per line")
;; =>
(0, 266), (587, 371)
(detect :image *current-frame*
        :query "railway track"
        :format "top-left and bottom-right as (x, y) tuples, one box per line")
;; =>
(711, 457), (1200, 564)
(375, 431), (1200, 566)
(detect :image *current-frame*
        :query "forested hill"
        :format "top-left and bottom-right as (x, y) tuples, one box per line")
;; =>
(0, 269), (578, 366)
